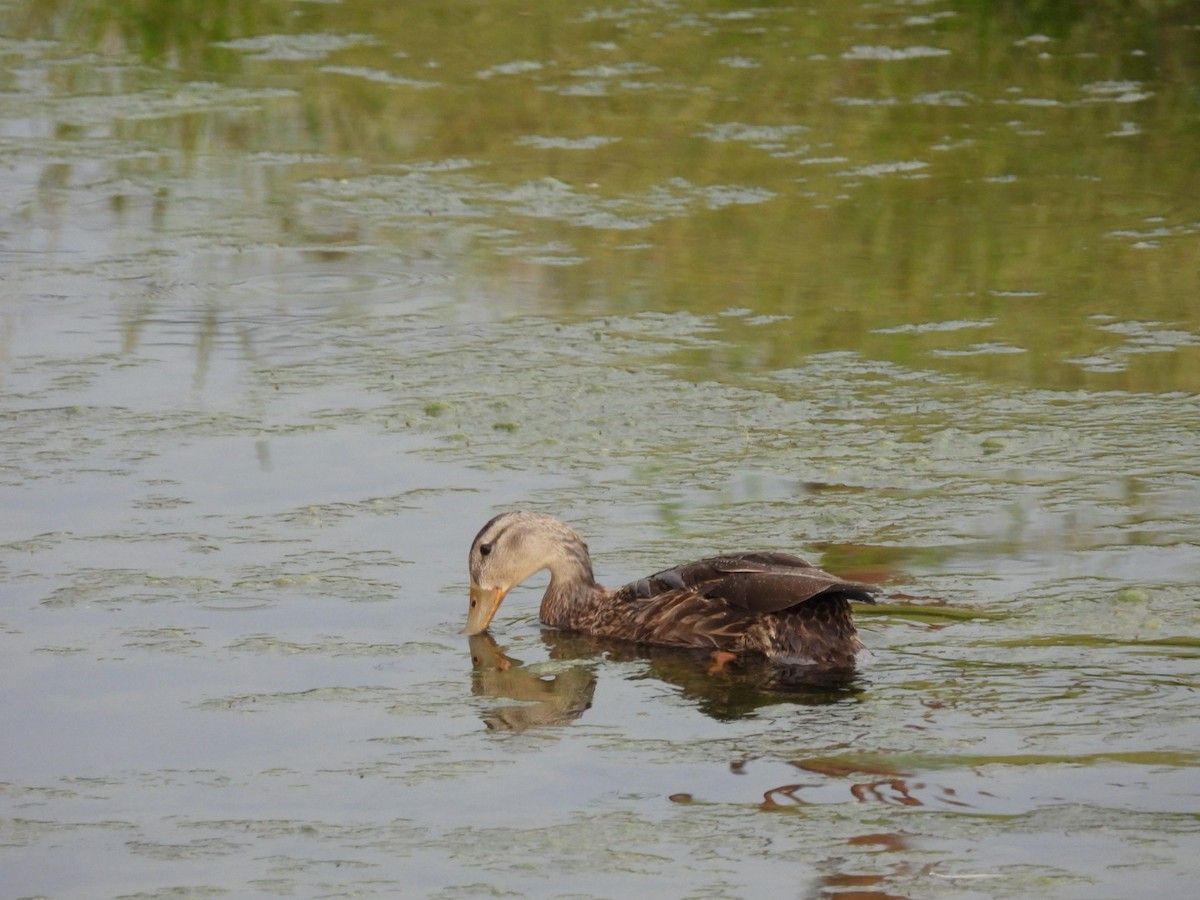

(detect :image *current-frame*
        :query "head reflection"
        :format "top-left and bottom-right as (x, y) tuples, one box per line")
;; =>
(468, 633), (596, 732)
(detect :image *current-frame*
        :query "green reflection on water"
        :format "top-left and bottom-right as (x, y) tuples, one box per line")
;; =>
(993, 633), (1200, 650)
(6, 0), (1199, 392)
(860, 602), (1003, 622)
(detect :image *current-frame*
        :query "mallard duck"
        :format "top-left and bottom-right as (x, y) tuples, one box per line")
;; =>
(466, 511), (877, 668)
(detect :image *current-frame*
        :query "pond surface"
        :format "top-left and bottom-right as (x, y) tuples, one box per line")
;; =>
(2, 1), (1199, 897)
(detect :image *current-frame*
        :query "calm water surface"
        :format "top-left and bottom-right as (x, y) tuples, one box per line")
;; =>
(2, 1), (1199, 897)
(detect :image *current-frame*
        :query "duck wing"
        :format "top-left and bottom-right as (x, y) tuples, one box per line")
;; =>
(616, 551), (877, 613)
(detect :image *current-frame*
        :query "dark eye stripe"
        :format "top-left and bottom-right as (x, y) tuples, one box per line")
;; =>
(472, 514), (511, 553)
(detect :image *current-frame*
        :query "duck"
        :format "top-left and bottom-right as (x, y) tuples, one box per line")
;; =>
(466, 511), (877, 668)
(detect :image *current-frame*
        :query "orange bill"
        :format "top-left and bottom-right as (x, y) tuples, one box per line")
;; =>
(465, 582), (506, 634)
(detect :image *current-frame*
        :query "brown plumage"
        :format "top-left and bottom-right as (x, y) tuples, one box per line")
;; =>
(466, 511), (877, 668)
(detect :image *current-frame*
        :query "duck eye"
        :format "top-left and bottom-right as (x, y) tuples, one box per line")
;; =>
(479, 542), (492, 557)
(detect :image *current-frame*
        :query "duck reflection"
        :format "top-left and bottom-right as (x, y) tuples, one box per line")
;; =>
(468, 630), (864, 730)
(539, 630), (864, 721)
(468, 631), (865, 731)
(468, 634), (596, 732)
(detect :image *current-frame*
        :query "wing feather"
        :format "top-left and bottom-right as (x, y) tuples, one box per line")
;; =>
(616, 551), (877, 614)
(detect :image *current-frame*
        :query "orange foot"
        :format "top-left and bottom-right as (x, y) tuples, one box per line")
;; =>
(707, 650), (738, 674)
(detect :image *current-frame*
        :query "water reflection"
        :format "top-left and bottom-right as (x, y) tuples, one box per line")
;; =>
(791, 757), (975, 810)
(469, 631), (865, 730)
(813, 830), (922, 900)
(468, 634), (595, 732)
(541, 631), (865, 721)
(673, 758), (962, 899)
(7, 0), (1200, 393)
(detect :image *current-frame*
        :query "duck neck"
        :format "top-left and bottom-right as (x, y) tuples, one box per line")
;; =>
(540, 538), (600, 628)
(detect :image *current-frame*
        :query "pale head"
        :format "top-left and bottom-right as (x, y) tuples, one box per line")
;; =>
(465, 511), (592, 634)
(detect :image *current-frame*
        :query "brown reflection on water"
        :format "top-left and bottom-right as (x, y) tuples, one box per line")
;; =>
(468, 633), (595, 732)
(541, 630), (864, 721)
(813, 830), (923, 900)
(758, 783), (808, 811)
(468, 630), (866, 728)
(667, 760), (948, 897)
(793, 757), (975, 810)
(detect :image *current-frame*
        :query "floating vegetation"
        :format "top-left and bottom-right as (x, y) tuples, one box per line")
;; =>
(856, 602), (1002, 623)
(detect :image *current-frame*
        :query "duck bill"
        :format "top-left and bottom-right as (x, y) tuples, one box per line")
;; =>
(465, 583), (506, 635)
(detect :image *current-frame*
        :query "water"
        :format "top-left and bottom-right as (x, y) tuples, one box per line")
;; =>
(2, 1), (1199, 897)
